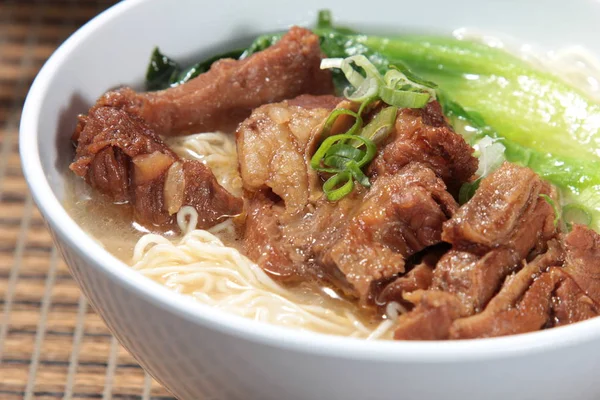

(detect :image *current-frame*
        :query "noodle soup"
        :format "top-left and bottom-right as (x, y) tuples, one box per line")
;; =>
(66, 17), (600, 342)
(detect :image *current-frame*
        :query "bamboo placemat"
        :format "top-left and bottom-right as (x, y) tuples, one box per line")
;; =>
(0, 1), (175, 398)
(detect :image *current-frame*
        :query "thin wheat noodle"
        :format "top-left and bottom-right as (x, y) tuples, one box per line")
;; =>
(132, 208), (396, 338)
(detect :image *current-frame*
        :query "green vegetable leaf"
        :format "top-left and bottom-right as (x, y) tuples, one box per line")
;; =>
(317, 9), (333, 30)
(240, 34), (282, 59)
(563, 204), (592, 230)
(146, 48), (244, 91)
(458, 180), (480, 205)
(146, 47), (181, 91)
(174, 49), (244, 84)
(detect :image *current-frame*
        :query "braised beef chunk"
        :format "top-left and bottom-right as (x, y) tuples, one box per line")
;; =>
(375, 251), (442, 307)
(243, 193), (297, 280)
(70, 107), (242, 229)
(561, 225), (600, 304)
(394, 290), (463, 340)
(86, 146), (129, 202)
(447, 226), (600, 338)
(394, 163), (558, 340)
(96, 27), (334, 136)
(236, 99), (334, 216)
(443, 162), (557, 256)
(449, 242), (564, 339)
(550, 225), (600, 326)
(241, 162), (457, 302)
(369, 101), (477, 192)
(317, 164), (458, 302)
(552, 271), (599, 326)
(237, 96), (465, 304)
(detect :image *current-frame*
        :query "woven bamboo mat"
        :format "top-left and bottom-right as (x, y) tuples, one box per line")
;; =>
(0, 1), (174, 398)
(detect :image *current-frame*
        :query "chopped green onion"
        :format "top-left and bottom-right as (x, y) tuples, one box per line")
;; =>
(320, 58), (344, 70)
(323, 172), (354, 201)
(311, 133), (377, 201)
(346, 161), (370, 188)
(325, 143), (365, 161)
(320, 55), (435, 108)
(539, 194), (561, 227)
(324, 155), (355, 170)
(378, 87), (430, 108)
(344, 77), (380, 102)
(320, 108), (362, 139)
(314, 55), (436, 201)
(356, 106), (398, 145)
(563, 204), (592, 229)
(311, 134), (376, 172)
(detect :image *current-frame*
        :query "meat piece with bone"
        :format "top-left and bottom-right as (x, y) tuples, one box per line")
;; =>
(70, 107), (242, 230)
(95, 27), (334, 136)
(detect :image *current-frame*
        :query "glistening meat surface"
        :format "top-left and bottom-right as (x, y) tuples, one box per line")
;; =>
(316, 164), (457, 302)
(95, 27), (334, 136)
(394, 163), (558, 340)
(449, 225), (600, 338)
(369, 101), (477, 193)
(70, 107), (242, 230)
(237, 98), (464, 303)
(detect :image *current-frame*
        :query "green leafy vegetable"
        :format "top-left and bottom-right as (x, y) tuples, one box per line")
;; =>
(458, 180), (480, 205)
(146, 48), (244, 91)
(360, 35), (600, 164)
(146, 48), (180, 91)
(563, 204), (593, 230)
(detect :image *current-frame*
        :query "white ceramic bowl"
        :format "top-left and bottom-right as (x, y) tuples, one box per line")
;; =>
(20, 0), (600, 399)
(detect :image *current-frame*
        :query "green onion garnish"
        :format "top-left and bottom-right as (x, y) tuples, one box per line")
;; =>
(312, 55), (435, 201)
(357, 106), (398, 145)
(320, 55), (437, 108)
(310, 133), (377, 201)
(311, 134), (376, 171)
(323, 171), (354, 201)
(321, 108), (362, 138)
(539, 194), (561, 228)
(563, 204), (592, 230)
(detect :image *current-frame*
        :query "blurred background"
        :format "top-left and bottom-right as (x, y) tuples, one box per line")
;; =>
(0, 1), (174, 398)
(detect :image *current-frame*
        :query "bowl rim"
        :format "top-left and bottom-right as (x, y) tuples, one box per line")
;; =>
(19, 0), (600, 363)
